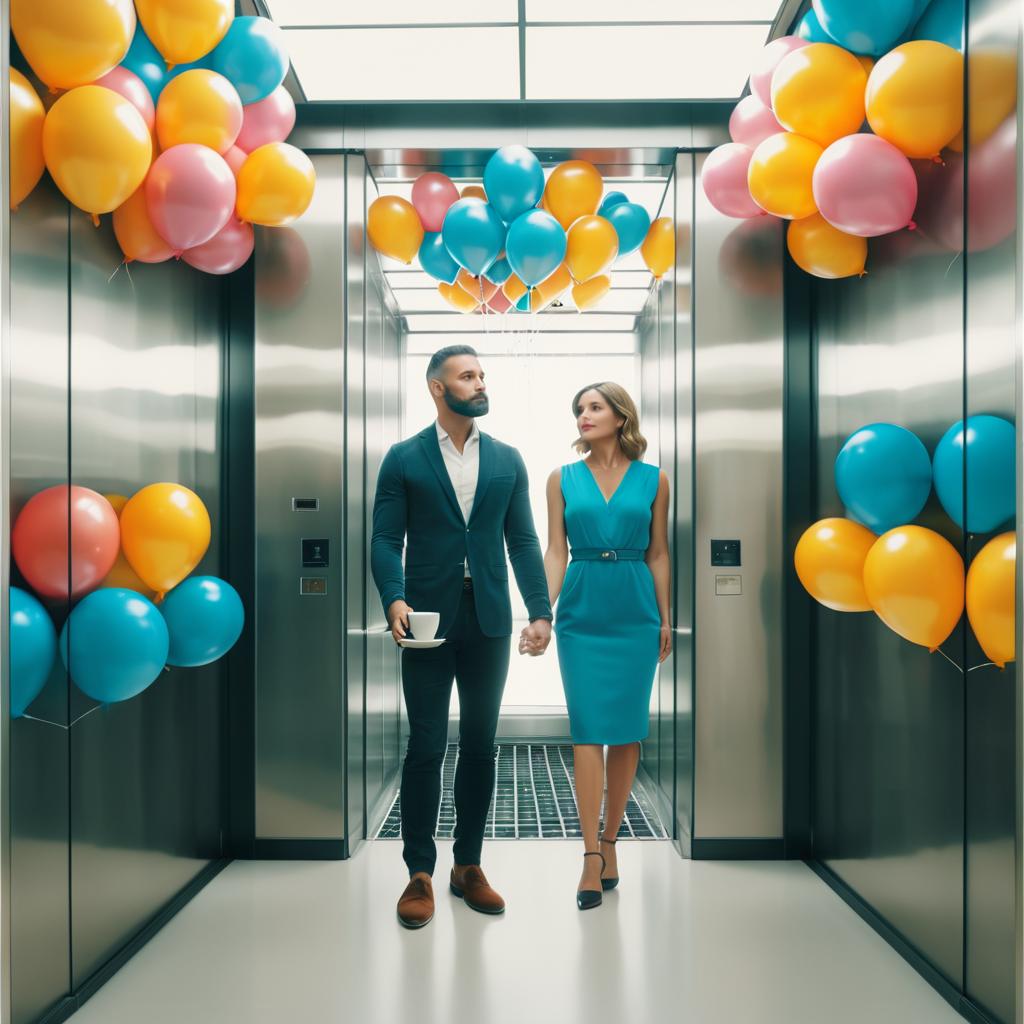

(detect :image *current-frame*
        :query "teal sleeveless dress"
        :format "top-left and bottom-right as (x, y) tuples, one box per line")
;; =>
(554, 459), (662, 745)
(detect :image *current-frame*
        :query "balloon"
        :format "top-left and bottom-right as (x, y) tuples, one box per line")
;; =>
(146, 144), (235, 252)
(441, 198), (506, 276)
(812, 0), (916, 56)
(749, 36), (809, 106)
(456, 268), (499, 303)
(60, 589), (169, 703)
(797, 9), (834, 42)
(729, 95), (783, 150)
(12, 0), (135, 91)
(223, 145), (247, 178)
(161, 576), (244, 666)
(368, 195), (423, 264)
(515, 292), (531, 312)
(121, 483), (212, 599)
(461, 184), (487, 201)
(134, 0), (233, 68)
(483, 145), (545, 224)
(43, 86), (152, 222)
(933, 415), (1015, 533)
(156, 69), (242, 154)
(911, 0), (963, 49)
(412, 172), (460, 233)
(863, 526), (965, 649)
(572, 274), (611, 311)
(503, 274), (528, 303)
(866, 42), (964, 158)
(236, 142), (315, 227)
(120, 22), (167, 103)
(438, 281), (479, 313)
(748, 133), (823, 220)
(771, 44), (868, 148)
(536, 263), (573, 304)
(966, 533), (1015, 667)
(100, 494), (156, 598)
(604, 203), (651, 258)
(598, 191), (629, 216)
(210, 16), (288, 104)
(484, 255), (512, 285)
(234, 86), (296, 153)
(255, 227), (311, 308)
(543, 160), (603, 230)
(702, 144), (762, 219)
(12, 485), (120, 599)
(418, 231), (459, 283)
(641, 218), (675, 278)
(505, 209), (568, 287)
(113, 186), (175, 263)
(10, 587), (57, 718)
(9, 69), (46, 211)
(182, 216), (254, 274)
(95, 66), (155, 132)
(486, 290), (512, 314)
(566, 216), (618, 282)
(794, 517), (876, 611)
(835, 423), (932, 533)
(787, 213), (867, 279)
(812, 135), (917, 236)
(960, 48), (1017, 148)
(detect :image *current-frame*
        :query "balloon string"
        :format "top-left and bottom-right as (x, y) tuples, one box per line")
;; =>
(968, 661), (999, 672)
(935, 646), (963, 671)
(20, 703), (105, 731)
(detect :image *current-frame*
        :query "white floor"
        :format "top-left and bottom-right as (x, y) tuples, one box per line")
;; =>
(71, 839), (964, 1024)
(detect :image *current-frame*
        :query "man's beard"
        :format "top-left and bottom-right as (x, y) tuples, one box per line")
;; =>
(444, 388), (489, 417)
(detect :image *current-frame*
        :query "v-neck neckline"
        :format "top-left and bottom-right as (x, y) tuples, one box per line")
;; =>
(581, 458), (637, 506)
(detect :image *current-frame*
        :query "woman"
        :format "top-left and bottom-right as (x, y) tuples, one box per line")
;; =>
(519, 382), (671, 910)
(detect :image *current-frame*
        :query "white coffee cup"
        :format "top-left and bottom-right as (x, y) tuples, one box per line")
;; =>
(407, 611), (440, 641)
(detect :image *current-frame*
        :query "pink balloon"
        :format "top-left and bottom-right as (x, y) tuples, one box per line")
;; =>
(702, 143), (764, 219)
(812, 134), (918, 237)
(182, 217), (254, 275)
(95, 66), (155, 132)
(235, 86), (296, 154)
(486, 290), (513, 313)
(223, 145), (247, 178)
(146, 144), (236, 254)
(411, 172), (459, 233)
(749, 35), (809, 107)
(729, 95), (784, 149)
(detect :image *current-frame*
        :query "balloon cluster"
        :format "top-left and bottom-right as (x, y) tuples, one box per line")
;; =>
(9, 483), (244, 717)
(367, 146), (675, 314)
(703, 0), (967, 279)
(10, 1), (316, 275)
(795, 415), (1016, 666)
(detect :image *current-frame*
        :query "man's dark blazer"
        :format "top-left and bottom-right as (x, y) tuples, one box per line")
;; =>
(370, 423), (552, 639)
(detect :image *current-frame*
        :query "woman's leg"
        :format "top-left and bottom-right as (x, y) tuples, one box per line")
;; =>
(573, 743), (606, 890)
(601, 741), (640, 878)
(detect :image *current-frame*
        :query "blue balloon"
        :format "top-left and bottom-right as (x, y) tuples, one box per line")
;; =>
(485, 255), (512, 285)
(515, 292), (531, 312)
(441, 199), (506, 277)
(505, 210), (567, 287)
(419, 231), (460, 284)
(598, 191), (629, 216)
(120, 23), (167, 103)
(912, 0), (964, 49)
(210, 16), (288, 104)
(60, 590), (169, 704)
(483, 146), (545, 224)
(933, 415), (1015, 533)
(161, 576), (245, 668)
(10, 587), (56, 718)
(835, 423), (932, 533)
(797, 9), (835, 42)
(812, 0), (916, 55)
(605, 203), (651, 257)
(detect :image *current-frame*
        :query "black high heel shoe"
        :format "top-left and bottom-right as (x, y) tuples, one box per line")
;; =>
(577, 851), (605, 910)
(599, 835), (619, 891)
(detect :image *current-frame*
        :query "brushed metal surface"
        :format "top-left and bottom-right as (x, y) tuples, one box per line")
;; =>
(693, 152), (784, 839)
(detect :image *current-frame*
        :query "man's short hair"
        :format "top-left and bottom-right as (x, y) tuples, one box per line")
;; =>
(426, 345), (478, 382)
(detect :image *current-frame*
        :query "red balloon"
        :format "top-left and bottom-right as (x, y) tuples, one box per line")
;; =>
(183, 217), (254, 275)
(12, 485), (119, 600)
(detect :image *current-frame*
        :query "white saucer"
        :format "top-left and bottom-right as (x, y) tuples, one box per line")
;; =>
(398, 637), (446, 649)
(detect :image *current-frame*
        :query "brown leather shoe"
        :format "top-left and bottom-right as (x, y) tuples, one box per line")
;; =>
(397, 872), (434, 929)
(449, 863), (505, 914)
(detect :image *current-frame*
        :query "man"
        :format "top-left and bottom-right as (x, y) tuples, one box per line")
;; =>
(371, 344), (553, 929)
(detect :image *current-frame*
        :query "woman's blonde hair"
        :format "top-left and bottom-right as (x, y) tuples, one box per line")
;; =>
(570, 382), (648, 460)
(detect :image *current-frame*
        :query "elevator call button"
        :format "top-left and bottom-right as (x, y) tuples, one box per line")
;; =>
(302, 538), (329, 567)
(711, 539), (741, 567)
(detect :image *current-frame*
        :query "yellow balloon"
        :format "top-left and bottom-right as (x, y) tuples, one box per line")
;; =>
(771, 43), (868, 148)
(460, 184), (487, 201)
(43, 86), (152, 222)
(866, 41), (964, 158)
(964, 48), (1018, 149)
(572, 274), (611, 311)
(748, 132), (823, 220)
(787, 214), (867, 279)
(438, 281), (479, 313)
(529, 288), (550, 313)
(237, 143), (317, 228)
(10, 69), (46, 210)
(121, 483), (211, 600)
(537, 263), (573, 304)
(135, 0), (233, 67)
(641, 217), (675, 279)
(503, 273), (528, 303)
(544, 160), (603, 230)
(855, 55), (875, 76)
(566, 216), (618, 282)
(100, 493), (157, 599)
(794, 517), (875, 612)
(863, 525), (965, 650)
(367, 195), (423, 265)
(156, 69), (242, 154)
(12, 0), (135, 91)
(966, 532), (1015, 668)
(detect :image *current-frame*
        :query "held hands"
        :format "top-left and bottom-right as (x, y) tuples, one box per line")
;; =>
(388, 600), (414, 644)
(518, 618), (552, 657)
(659, 624), (672, 663)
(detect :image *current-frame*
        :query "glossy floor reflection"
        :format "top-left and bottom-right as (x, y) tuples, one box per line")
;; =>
(69, 840), (964, 1024)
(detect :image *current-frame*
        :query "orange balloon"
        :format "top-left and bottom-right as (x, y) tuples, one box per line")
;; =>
(156, 69), (243, 154)
(571, 274), (611, 311)
(438, 281), (479, 313)
(641, 217), (675, 278)
(544, 160), (603, 230)
(460, 184), (487, 201)
(135, 0), (233, 67)
(966, 532), (1015, 668)
(529, 288), (549, 313)
(787, 214), (866, 279)
(236, 143), (316, 228)
(9, 69), (46, 210)
(456, 268), (499, 303)
(503, 273), (528, 302)
(863, 525), (965, 650)
(964, 48), (1018, 149)
(566, 215), (618, 282)
(113, 186), (174, 263)
(856, 55), (875, 76)
(100, 493), (157, 599)
(537, 263), (573, 304)
(794, 517), (876, 612)
(367, 194), (423, 264)
(748, 132), (822, 219)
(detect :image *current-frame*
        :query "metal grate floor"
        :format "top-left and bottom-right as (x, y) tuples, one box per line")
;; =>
(375, 743), (667, 840)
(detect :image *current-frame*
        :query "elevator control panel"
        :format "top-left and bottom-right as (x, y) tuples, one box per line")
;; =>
(300, 577), (327, 596)
(302, 538), (329, 567)
(711, 539), (741, 567)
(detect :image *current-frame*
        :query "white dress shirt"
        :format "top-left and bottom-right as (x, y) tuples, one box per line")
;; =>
(435, 419), (480, 577)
